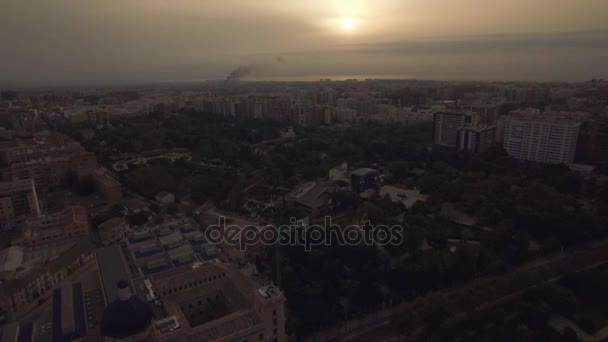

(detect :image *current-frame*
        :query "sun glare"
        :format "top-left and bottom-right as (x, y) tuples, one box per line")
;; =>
(341, 18), (355, 30)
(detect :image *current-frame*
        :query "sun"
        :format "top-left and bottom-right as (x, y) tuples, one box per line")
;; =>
(341, 18), (355, 30)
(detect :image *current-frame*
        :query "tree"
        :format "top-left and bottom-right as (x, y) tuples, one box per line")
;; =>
(387, 161), (410, 181)
(149, 203), (161, 214)
(127, 212), (148, 226)
(228, 180), (244, 211)
(404, 225), (426, 252)
(166, 203), (178, 215)
(410, 200), (430, 215)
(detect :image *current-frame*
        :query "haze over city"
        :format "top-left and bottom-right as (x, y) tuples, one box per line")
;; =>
(2, 1), (608, 342)
(2, 0), (608, 86)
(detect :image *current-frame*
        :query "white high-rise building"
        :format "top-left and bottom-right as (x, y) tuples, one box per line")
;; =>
(503, 117), (580, 164)
(433, 112), (479, 147)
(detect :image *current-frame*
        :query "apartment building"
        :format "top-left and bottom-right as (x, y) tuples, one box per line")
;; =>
(457, 126), (497, 153)
(0, 242), (94, 319)
(433, 112), (478, 147)
(0, 132), (97, 195)
(0, 179), (40, 225)
(503, 116), (581, 164)
(19, 207), (89, 247)
(93, 168), (123, 203)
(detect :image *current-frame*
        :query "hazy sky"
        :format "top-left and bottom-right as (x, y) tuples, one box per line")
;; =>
(1, 0), (607, 85)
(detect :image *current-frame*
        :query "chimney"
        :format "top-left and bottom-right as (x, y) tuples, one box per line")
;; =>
(117, 279), (131, 301)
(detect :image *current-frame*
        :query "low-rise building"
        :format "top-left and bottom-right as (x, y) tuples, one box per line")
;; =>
(286, 182), (334, 217)
(328, 162), (349, 182)
(0, 179), (40, 226)
(98, 217), (129, 244)
(95, 244), (288, 342)
(19, 207), (89, 247)
(0, 242), (94, 319)
(93, 168), (123, 203)
(351, 168), (381, 194)
(150, 264), (287, 342)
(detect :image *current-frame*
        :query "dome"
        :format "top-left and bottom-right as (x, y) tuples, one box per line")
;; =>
(100, 280), (154, 339)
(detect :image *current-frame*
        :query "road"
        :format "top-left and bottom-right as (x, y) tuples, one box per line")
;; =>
(304, 239), (608, 342)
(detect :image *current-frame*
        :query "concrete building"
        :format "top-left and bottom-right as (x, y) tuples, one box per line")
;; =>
(0, 242), (94, 319)
(575, 115), (608, 165)
(286, 182), (334, 217)
(52, 282), (88, 341)
(433, 112), (469, 147)
(93, 168), (123, 203)
(95, 245), (287, 342)
(0, 133), (97, 195)
(457, 126), (496, 153)
(0, 246), (24, 274)
(503, 116), (581, 164)
(0, 179), (40, 225)
(150, 264), (287, 342)
(19, 207), (89, 247)
(351, 168), (381, 194)
(98, 217), (129, 245)
(123, 221), (215, 277)
(328, 162), (349, 183)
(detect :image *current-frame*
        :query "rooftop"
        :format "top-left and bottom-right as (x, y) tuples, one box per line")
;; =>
(95, 245), (132, 305)
(98, 217), (126, 232)
(351, 168), (379, 177)
(288, 182), (333, 209)
(0, 246), (24, 272)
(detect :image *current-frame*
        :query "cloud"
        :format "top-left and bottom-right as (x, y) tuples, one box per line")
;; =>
(339, 30), (608, 55)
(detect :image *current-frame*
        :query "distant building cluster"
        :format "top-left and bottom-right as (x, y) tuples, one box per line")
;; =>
(0, 132), (97, 195)
(0, 78), (606, 341)
(433, 107), (608, 166)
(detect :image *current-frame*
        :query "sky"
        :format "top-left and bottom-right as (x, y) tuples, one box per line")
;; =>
(1, 0), (607, 86)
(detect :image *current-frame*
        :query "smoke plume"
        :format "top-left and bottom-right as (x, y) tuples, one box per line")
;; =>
(226, 65), (253, 81)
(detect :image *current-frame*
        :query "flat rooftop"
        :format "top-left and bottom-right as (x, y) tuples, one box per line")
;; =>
(95, 245), (131, 305)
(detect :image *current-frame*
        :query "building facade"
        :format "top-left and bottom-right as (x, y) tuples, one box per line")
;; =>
(149, 264), (287, 342)
(457, 126), (497, 153)
(93, 168), (123, 203)
(575, 115), (608, 165)
(433, 112), (467, 147)
(0, 243), (94, 319)
(0, 179), (40, 225)
(19, 207), (89, 247)
(503, 117), (581, 164)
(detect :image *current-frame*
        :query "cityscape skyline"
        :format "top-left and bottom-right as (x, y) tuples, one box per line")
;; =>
(2, 2), (608, 341)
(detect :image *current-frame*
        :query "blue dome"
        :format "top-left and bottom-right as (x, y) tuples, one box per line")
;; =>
(100, 295), (154, 339)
